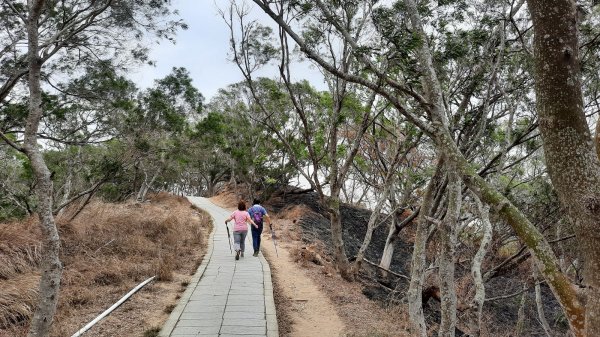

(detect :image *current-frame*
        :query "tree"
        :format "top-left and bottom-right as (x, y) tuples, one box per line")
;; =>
(201, 81), (296, 198)
(225, 0), (384, 280)
(351, 114), (424, 274)
(191, 111), (232, 196)
(0, 2), (184, 336)
(250, 0), (592, 335)
(127, 67), (203, 202)
(526, 1), (600, 335)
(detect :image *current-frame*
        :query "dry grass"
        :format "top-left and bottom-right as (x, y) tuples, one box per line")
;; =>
(0, 217), (43, 333)
(0, 275), (40, 329)
(302, 257), (409, 337)
(0, 217), (42, 280)
(0, 192), (212, 337)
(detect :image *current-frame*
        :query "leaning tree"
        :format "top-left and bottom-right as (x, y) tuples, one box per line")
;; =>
(249, 0), (600, 335)
(0, 1), (184, 335)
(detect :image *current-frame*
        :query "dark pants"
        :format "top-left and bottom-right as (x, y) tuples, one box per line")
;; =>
(251, 222), (263, 252)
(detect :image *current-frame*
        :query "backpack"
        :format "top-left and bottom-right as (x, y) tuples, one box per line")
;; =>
(251, 207), (263, 223)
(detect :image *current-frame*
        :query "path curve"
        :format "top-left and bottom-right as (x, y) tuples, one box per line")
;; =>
(159, 197), (278, 337)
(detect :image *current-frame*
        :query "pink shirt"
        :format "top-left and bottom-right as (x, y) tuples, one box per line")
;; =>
(228, 210), (251, 232)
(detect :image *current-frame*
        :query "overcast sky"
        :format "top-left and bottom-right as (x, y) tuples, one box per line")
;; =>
(128, 0), (325, 101)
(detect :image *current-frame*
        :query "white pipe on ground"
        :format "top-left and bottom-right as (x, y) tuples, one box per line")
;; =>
(70, 276), (156, 337)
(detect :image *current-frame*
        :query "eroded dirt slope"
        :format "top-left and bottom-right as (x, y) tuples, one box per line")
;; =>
(211, 189), (407, 336)
(213, 185), (567, 336)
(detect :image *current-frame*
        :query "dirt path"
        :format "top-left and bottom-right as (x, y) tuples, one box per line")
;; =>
(209, 196), (345, 337)
(261, 232), (345, 337)
(210, 193), (409, 336)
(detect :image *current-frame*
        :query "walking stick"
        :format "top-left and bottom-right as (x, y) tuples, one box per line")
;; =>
(269, 223), (279, 257)
(225, 222), (233, 254)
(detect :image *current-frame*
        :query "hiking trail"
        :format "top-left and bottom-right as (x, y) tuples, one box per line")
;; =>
(159, 197), (278, 337)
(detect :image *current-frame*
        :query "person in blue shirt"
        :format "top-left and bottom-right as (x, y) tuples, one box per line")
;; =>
(247, 198), (271, 257)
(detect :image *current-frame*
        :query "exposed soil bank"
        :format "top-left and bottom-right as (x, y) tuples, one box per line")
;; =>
(211, 192), (406, 336)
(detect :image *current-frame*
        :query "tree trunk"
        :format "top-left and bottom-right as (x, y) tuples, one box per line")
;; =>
(403, 0), (452, 332)
(230, 158), (238, 198)
(379, 207), (397, 273)
(326, 69), (353, 280)
(534, 268), (554, 337)
(408, 156), (445, 336)
(136, 171), (149, 201)
(462, 152), (584, 336)
(470, 194), (493, 336)
(328, 196), (352, 280)
(68, 187), (95, 222)
(527, 1), (600, 335)
(515, 284), (528, 337)
(352, 175), (395, 274)
(596, 119), (600, 160)
(207, 178), (215, 197)
(555, 219), (570, 278)
(355, 138), (406, 274)
(25, 1), (63, 336)
(380, 201), (418, 272)
(438, 167), (461, 337)
(58, 156), (72, 216)
(139, 170), (160, 202)
(407, 213), (429, 336)
(402, 0), (585, 332)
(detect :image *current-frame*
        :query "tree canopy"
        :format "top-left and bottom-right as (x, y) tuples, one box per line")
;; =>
(3, 1), (600, 336)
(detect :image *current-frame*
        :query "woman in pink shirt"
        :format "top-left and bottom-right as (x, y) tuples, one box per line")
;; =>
(225, 201), (258, 260)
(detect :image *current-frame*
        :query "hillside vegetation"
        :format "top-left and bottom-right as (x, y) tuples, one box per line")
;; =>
(3, 1), (600, 336)
(0, 193), (211, 337)
(217, 185), (566, 336)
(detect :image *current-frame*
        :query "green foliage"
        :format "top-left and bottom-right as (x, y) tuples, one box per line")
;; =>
(136, 67), (203, 134)
(194, 112), (227, 144)
(371, 4), (422, 81)
(290, 0), (315, 14)
(245, 25), (278, 67)
(0, 101), (28, 131)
